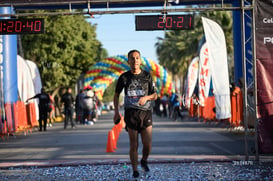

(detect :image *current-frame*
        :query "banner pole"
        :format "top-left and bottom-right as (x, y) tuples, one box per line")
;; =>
(241, 0), (249, 161)
(251, 0), (259, 161)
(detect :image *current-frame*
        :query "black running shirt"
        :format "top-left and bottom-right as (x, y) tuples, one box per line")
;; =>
(115, 70), (156, 111)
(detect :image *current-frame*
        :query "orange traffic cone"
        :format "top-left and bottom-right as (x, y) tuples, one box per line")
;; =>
(112, 129), (117, 150)
(106, 130), (116, 152)
(113, 125), (120, 140)
(115, 120), (122, 133)
(120, 117), (126, 129)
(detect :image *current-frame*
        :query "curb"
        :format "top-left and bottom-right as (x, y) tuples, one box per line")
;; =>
(0, 155), (272, 169)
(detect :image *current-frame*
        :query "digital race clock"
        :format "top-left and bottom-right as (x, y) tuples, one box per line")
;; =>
(0, 18), (44, 35)
(135, 15), (194, 31)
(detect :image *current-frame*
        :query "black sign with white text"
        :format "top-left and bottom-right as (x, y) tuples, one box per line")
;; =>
(255, 0), (273, 154)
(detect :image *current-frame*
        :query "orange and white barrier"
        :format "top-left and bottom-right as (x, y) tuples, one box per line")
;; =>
(0, 101), (39, 139)
(26, 102), (38, 127)
(188, 91), (244, 128)
(230, 87), (243, 127)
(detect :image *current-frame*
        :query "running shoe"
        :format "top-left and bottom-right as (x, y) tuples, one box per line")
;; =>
(132, 171), (140, 180)
(141, 159), (150, 172)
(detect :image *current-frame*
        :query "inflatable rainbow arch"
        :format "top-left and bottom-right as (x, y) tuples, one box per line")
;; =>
(84, 55), (173, 100)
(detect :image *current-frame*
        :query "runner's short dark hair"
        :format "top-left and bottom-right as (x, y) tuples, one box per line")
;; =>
(128, 49), (140, 58)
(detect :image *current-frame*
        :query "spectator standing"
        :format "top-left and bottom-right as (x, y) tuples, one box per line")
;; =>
(92, 91), (100, 122)
(47, 95), (55, 127)
(154, 96), (162, 117)
(161, 94), (168, 117)
(75, 89), (84, 124)
(170, 91), (184, 121)
(82, 87), (96, 125)
(27, 88), (51, 131)
(61, 88), (76, 129)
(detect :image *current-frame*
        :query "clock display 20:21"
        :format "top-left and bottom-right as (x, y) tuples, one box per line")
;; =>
(135, 15), (194, 31)
(0, 18), (44, 35)
(157, 16), (193, 29)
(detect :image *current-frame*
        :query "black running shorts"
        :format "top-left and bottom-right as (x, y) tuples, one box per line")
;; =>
(124, 108), (152, 132)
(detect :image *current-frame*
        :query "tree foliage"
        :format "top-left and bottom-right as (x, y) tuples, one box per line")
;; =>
(20, 13), (107, 92)
(102, 80), (117, 103)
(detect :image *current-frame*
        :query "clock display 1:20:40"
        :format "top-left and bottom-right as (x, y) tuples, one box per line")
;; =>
(0, 19), (44, 34)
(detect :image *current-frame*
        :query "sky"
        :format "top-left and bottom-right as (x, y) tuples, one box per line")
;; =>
(89, 14), (165, 63)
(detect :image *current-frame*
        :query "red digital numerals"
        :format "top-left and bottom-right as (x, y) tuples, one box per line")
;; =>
(0, 19), (44, 34)
(157, 16), (192, 29)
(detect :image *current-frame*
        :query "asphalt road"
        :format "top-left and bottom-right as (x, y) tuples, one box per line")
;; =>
(0, 110), (264, 167)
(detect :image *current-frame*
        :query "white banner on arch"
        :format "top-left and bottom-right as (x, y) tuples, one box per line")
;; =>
(202, 17), (231, 119)
(185, 56), (199, 108)
(198, 43), (211, 107)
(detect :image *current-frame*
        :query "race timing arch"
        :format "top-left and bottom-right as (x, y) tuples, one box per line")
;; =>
(84, 55), (173, 100)
(1, 0), (264, 159)
(0, 0), (252, 103)
(0, 0), (252, 135)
